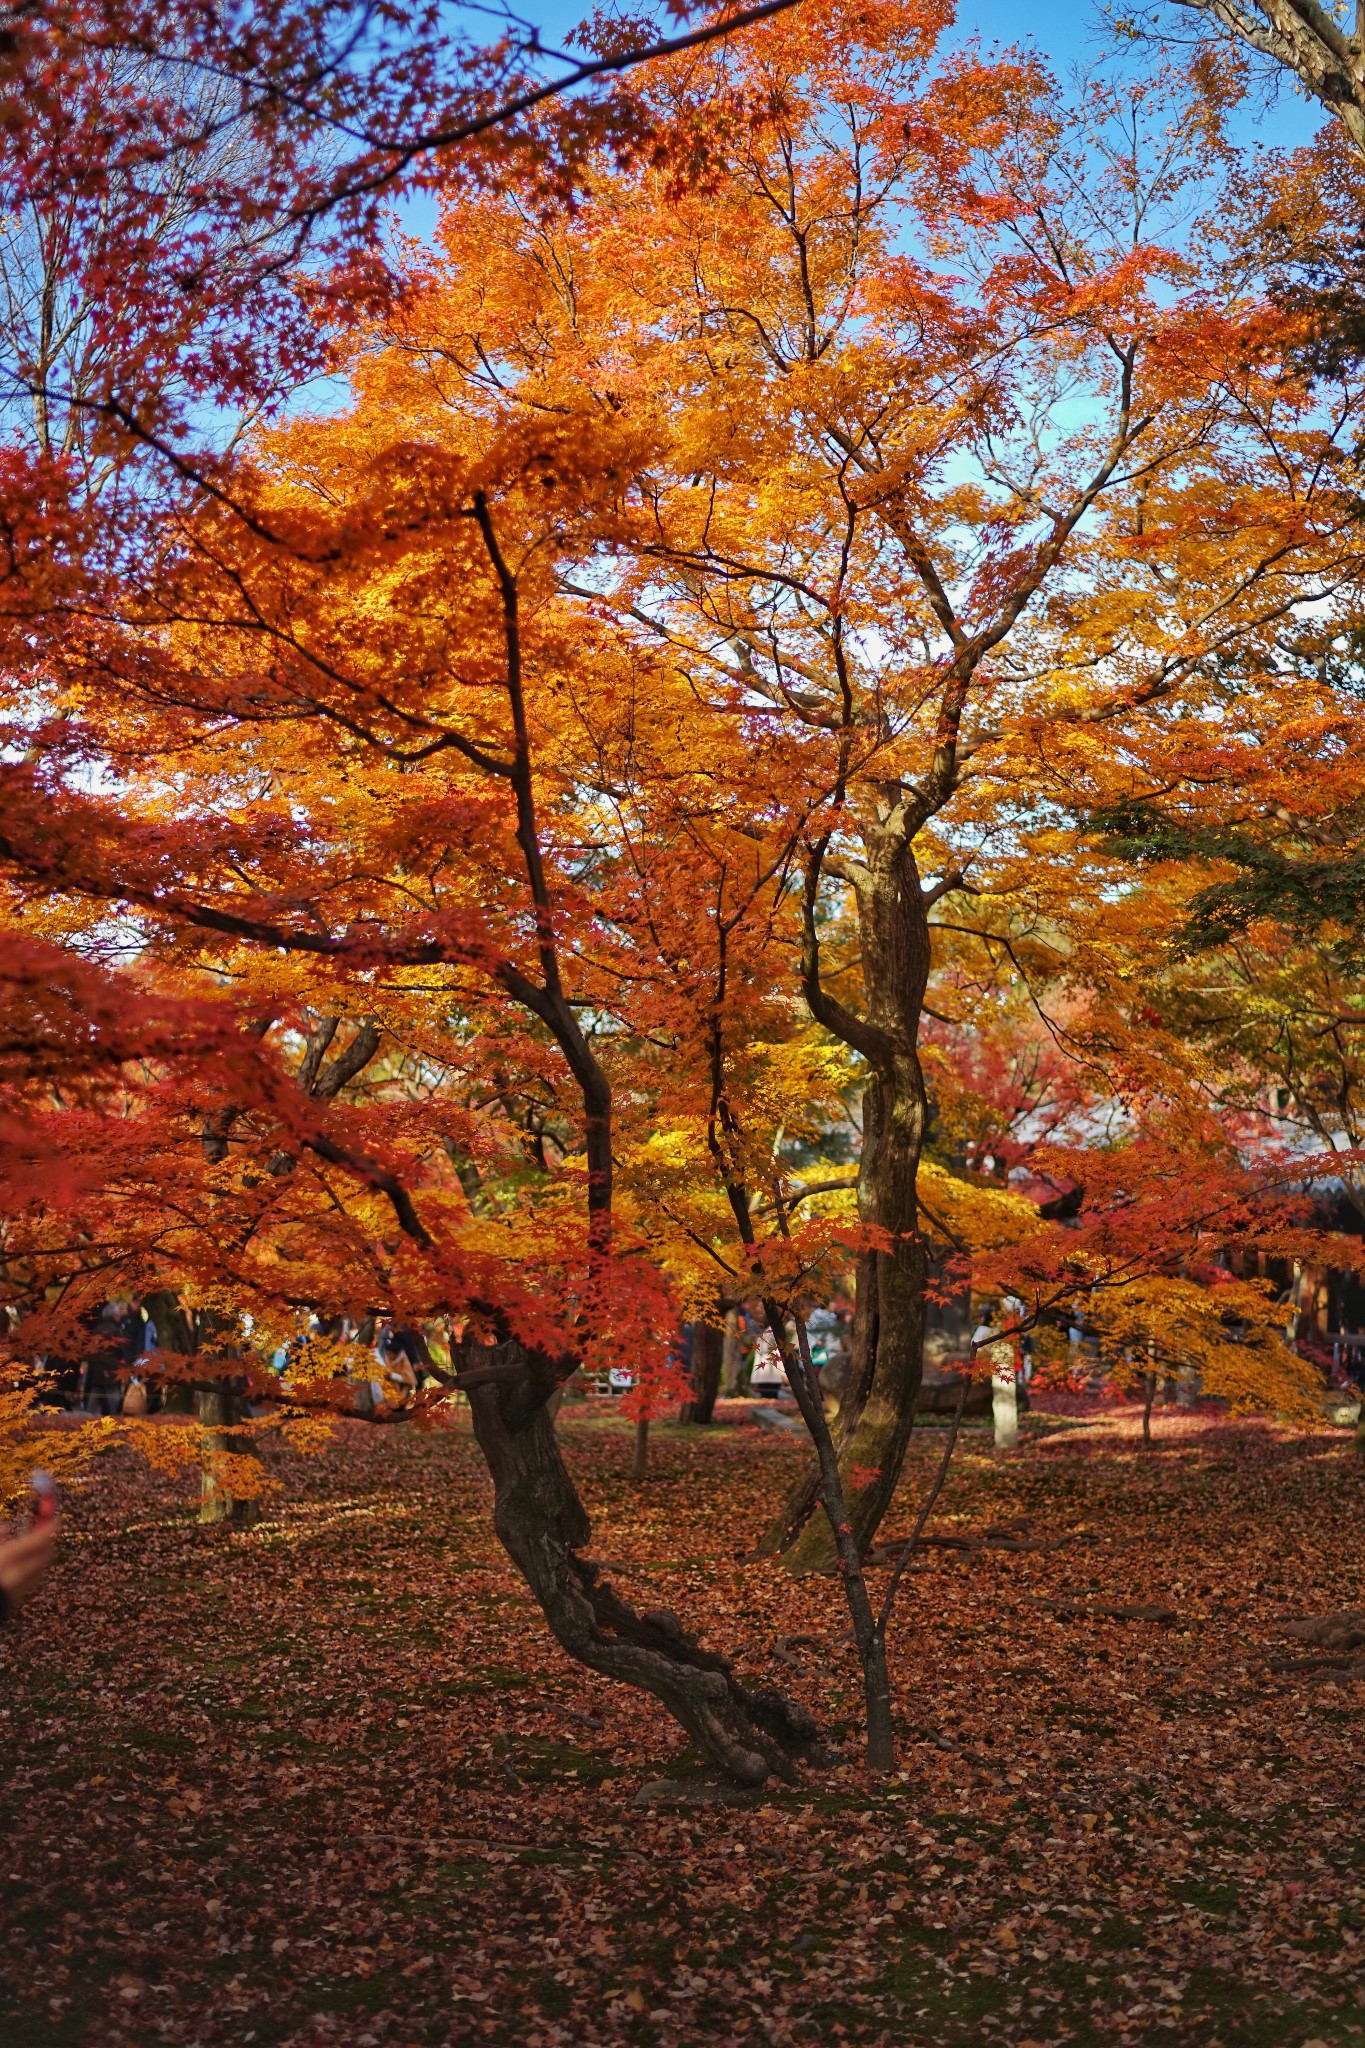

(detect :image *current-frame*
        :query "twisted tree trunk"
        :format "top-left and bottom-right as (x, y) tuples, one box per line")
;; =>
(760, 811), (931, 1573)
(464, 1342), (820, 1785)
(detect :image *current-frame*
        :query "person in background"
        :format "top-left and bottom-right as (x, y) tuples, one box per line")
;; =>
(749, 1325), (787, 1399)
(364, 1323), (420, 1415)
(1067, 1304), (1086, 1369)
(81, 1301), (139, 1415)
(805, 1305), (842, 1373)
(728, 1304), (765, 1394)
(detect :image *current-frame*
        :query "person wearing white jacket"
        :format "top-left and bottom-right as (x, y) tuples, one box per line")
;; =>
(749, 1327), (787, 1398)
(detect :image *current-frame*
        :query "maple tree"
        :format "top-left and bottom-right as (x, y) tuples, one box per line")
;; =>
(1168, 0), (1365, 157)
(0, 0), (839, 1783)
(380, 4), (1365, 1574)
(4, 0), (1365, 1787)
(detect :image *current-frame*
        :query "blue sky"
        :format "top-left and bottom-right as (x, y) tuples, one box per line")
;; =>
(950, 0), (1319, 147)
(505, 0), (1323, 150)
(392, 0), (1321, 253)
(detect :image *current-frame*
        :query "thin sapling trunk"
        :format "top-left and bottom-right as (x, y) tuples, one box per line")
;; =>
(762, 1302), (895, 1772)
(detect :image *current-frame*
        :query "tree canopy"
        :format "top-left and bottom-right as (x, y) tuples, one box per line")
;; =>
(4, 0), (1365, 1777)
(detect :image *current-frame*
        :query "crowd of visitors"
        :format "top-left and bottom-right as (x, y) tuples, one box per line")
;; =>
(39, 1284), (1331, 1433)
(32, 1303), (440, 1420)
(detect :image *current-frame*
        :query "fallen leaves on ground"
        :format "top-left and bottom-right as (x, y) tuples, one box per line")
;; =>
(1, 1396), (1362, 2047)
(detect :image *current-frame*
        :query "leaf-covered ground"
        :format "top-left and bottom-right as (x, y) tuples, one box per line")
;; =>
(2, 1398), (1362, 2047)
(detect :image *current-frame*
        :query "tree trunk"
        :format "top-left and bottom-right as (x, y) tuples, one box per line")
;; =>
(142, 1292), (262, 1524)
(758, 1248), (876, 1557)
(195, 1383), (262, 1528)
(679, 1321), (723, 1425)
(761, 1084), (928, 1574)
(1142, 1369), (1157, 1446)
(464, 1344), (820, 1785)
(721, 1307), (746, 1395)
(763, 818), (932, 1572)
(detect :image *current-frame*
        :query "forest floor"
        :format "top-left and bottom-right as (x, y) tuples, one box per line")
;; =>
(1, 1395), (1362, 2048)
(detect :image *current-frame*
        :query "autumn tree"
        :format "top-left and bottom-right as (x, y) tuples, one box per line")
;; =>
(3, 0), (1362, 1782)
(1095, 800), (1365, 1213)
(0, 0), (860, 1784)
(378, 7), (1365, 1573)
(1167, 0), (1365, 157)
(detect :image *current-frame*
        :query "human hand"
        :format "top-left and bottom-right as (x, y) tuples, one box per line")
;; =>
(0, 1516), (58, 1622)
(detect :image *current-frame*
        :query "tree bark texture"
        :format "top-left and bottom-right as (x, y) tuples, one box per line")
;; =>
(679, 1321), (723, 1424)
(721, 1307), (746, 1394)
(464, 1343), (820, 1785)
(764, 816), (931, 1572)
(195, 1384), (263, 1528)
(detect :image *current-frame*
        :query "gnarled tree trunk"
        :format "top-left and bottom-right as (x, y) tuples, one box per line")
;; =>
(464, 1341), (820, 1785)
(761, 812), (931, 1573)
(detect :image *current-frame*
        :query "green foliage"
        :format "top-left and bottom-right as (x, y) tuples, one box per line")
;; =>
(1094, 800), (1365, 957)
